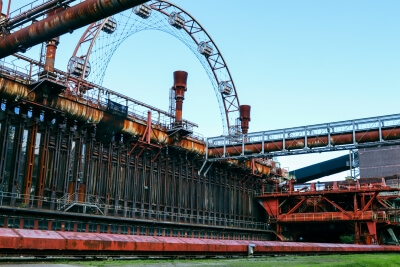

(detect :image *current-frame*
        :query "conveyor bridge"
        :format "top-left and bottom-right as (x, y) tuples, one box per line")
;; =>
(205, 114), (400, 161)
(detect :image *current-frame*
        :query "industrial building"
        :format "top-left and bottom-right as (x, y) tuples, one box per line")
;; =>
(0, 0), (399, 256)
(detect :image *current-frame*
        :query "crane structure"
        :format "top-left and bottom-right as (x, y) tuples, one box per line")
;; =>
(0, 0), (399, 256)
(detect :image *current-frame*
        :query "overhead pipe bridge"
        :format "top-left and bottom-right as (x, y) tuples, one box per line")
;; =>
(205, 114), (400, 161)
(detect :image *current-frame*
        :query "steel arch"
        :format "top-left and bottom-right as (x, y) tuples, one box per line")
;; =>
(70, 0), (241, 135)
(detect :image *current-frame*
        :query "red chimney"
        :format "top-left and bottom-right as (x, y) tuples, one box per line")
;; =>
(239, 105), (251, 134)
(172, 71), (188, 126)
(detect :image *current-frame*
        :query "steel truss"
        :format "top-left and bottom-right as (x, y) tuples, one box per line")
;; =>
(257, 176), (400, 244)
(205, 113), (400, 161)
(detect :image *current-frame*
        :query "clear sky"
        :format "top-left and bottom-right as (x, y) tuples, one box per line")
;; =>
(4, 0), (400, 180)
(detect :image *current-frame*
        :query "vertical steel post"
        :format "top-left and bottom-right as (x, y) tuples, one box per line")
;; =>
(133, 155), (139, 218)
(123, 149), (131, 218)
(10, 118), (25, 207)
(104, 144), (113, 216)
(84, 130), (95, 205)
(24, 123), (38, 205)
(0, 115), (10, 205)
(184, 158), (189, 222)
(148, 154), (154, 219)
(155, 155), (161, 220)
(140, 155), (145, 219)
(63, 127), (74, 196)
(304, 127), (308, 149)
(196, 169), (200, 224)
(74, 136), (84, 203)
(37, 126), (50, 208)
(177, 157), (182, 222)
(50, 126), (63, 210)
(190, 161), (195, 224)
(163, 155), (168, 221)
(282, 130), (286, 151)
(114, 145), (122, 216)
(171, 158), (176, 221)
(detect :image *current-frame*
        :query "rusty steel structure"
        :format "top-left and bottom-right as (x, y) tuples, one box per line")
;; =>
(259, 176), (400, 244)
(0, 54), (272, 228)
(205, 114), (400, 161)
(0, 0), (400, 257)
(0, 0), (149, 58)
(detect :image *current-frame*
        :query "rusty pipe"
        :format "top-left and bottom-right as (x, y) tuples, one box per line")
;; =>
(0, 0), (148, 58)
(44, 37), (59, 72)
(7, 0), (74, 30)
(208, 129), (400, 157)
(43, 8), (63, 73)
(172, 71), (188, 126)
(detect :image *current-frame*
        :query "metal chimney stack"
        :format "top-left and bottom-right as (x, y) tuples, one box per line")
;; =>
(43, 8), (63, 73)
(239, 105), (251, 134)
(172, 71), (188, 127)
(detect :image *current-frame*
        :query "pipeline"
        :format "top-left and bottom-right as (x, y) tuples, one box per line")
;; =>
(0, 0), (148, 58)
(208, 128), (400, 157)
(6, 0), (75, 30)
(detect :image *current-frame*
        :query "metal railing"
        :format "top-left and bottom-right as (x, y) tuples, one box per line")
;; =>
(0, 191), (269, 231)
(0, 53), (202, 140)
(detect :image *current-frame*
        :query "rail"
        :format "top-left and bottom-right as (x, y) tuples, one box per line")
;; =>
(57, 193), (105, 215)
(0, 191), (269, 231)
(275, 211), (388, 223)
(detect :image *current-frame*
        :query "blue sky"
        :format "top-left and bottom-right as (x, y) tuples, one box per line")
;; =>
(5, 0), (400, 180)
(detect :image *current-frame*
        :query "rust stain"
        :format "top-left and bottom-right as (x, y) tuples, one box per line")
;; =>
(0, 77), (36, 101)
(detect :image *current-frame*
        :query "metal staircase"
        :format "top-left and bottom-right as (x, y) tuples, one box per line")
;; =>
(57, 193), (104, 215)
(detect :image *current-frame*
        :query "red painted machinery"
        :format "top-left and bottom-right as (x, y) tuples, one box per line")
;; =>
(258, 175), (400, 245)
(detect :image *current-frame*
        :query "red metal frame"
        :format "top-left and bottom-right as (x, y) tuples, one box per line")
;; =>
(258, 177), (400, 244)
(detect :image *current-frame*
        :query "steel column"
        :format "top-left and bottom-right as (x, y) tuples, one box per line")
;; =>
(37, 125), (50, 208)
(50, 125), (63, 210)
(10, 117), (25, 207)
(0, 115), (10, 205)
(23, 122), (38, 205)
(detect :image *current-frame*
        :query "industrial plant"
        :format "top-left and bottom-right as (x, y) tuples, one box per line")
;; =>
(0, 0), (399, 256)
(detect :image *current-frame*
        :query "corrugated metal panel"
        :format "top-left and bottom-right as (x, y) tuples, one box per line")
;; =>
(359, 145), (400, 178)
